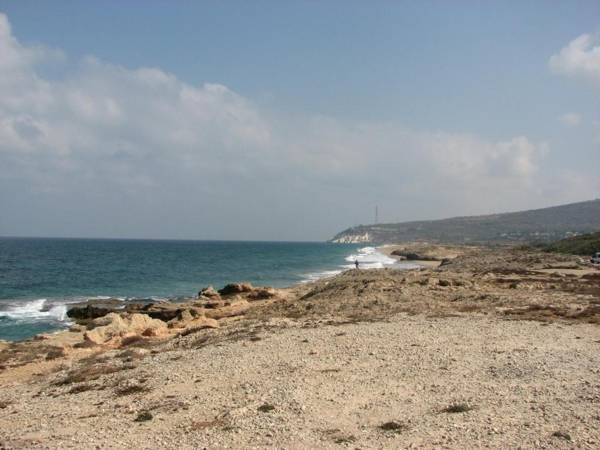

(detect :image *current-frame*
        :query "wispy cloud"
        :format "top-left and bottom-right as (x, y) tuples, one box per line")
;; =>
(559, 112), (582, 127)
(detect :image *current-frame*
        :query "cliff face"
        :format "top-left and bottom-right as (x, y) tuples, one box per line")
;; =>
(330, 199), (600, 245)
(330, 231), (371, 244)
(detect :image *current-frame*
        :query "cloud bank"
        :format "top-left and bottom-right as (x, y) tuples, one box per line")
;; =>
(0, 13), (595, 240)
(549, 33), (600, 86)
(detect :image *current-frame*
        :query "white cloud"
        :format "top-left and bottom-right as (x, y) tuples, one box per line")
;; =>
(0, 12), (595, 239)
(549, 33), (600, 86)
(559, 112), (582, 127)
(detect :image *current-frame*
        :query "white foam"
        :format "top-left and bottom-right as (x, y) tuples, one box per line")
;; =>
(300, 246), (411, 283)
(344, 246), (397, 269)
(300, 269), (343, 283)
(0, 299), (68, 322)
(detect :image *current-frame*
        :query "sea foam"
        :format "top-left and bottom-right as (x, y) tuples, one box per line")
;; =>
(0, 299), (68, 322)
(344, 246), (397, 269)
(301, 246), (404, 283)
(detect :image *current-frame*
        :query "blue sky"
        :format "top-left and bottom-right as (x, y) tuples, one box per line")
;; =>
(0, 2), (599, 240)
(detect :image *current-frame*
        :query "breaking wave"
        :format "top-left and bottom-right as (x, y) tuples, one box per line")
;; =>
(0, 298), (69, 322)
(301, 246), (415, 283)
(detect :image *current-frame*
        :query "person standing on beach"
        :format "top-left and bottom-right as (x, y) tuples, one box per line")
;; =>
(355, 259), (359, 269)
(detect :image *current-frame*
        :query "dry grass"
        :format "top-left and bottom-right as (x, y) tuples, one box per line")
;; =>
(441, 403), (475, 413)
(115, 384), (151, 396)
(0, 343), (68, 368)
(189, 418), (226, 430)
(120, 335), (145, 346)
(67, 384), (96, 394)
(334, 435), (356, 444)
(55, 362), (135, 385)
(257, 403), (275, 412)
(379, 421), (408, 433)
(503, 303), (600, 324)
(552, 430), (572, 441)
(134, 411), (153, 422)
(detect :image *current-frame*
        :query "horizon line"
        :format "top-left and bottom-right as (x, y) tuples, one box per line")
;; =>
(0, 235), (337, 244)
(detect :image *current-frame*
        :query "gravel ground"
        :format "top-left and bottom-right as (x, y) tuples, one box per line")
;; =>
(1, 313), (599, 449)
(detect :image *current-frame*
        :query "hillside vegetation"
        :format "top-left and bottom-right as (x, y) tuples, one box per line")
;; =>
(330, 199), (600, 244)
(539, 231), (600, 256)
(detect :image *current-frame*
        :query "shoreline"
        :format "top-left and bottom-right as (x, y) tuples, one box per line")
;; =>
(0, 244), (403, 342)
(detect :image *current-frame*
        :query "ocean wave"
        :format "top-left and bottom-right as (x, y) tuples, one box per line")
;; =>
(0, 298), (69, 322)
(344, 246), (397, 269)
(0, 295), (127, 323)
(301, 246), (406, 283)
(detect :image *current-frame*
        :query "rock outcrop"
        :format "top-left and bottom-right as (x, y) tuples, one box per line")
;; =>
(61, 283), (284, 348)
(177, 317), (220, 336)
(247, 287), (278, 301)
(218, 283), (254, 296)
(204, 299), (250, 320)
(126, 303), (204, 322)
(66, 298), (126, 322)
(390, 250), (441, 261)
(198, 286), (221, 299)
(83, 313), (168, 346)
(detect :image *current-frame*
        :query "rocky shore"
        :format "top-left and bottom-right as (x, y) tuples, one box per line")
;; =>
(1, 243), (599, 449)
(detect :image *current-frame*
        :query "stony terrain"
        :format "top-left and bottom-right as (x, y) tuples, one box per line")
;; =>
(1, 244), (599, 449)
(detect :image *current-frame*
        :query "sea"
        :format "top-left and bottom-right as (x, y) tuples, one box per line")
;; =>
(0, 237), (417, 341)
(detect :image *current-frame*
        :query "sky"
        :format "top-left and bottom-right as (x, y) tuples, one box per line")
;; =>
(0, 1), (599, 241)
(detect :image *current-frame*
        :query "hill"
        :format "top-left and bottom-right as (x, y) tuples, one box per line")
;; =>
(539, 231), (600, 255)
(330, 199), (600, 244)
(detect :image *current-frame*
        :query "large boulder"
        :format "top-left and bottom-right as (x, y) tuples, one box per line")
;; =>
(167, 308), (205, 328)
(198, 286), (221, 300)
(218, 283), (254, 296)
(83, 313), (167, 346)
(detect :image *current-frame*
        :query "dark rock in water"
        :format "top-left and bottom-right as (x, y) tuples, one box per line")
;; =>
(391, 250), (440, 261)
(66, 299), (125, 322)
(218, 283), (254, 296)
(391, 250), (419, 260)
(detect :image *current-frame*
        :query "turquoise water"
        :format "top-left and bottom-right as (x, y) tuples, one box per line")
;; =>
(0, 238), (382, 341)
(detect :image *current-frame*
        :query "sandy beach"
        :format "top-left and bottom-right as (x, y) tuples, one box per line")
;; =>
(1, 243), (600, 449)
